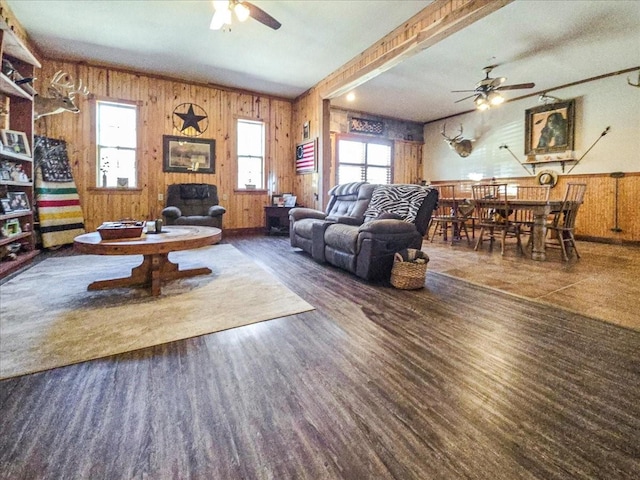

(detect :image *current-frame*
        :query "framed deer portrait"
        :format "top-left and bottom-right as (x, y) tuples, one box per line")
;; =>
(525, 100), (575, 155)
(1, 130), (31, 157)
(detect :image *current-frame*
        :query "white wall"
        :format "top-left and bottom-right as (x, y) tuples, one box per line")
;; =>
(422, 73), (640, 182)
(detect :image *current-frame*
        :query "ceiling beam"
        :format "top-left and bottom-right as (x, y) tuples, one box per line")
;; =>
(320, 0), (513, 100)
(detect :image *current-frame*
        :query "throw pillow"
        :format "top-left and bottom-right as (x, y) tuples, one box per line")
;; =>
(364, 184), (432, 223)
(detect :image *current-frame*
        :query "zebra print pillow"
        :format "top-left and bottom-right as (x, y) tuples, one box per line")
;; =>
(364, 184), (431, 223)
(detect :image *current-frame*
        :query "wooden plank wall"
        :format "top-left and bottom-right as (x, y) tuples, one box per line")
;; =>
(291, 87), (321, 211)
(35, 60), (294, 232)
(433, 173), (640, 243)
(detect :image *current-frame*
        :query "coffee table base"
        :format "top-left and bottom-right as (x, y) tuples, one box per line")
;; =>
(87, 253), (212, 296)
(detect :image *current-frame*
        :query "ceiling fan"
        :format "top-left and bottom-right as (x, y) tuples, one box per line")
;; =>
(452, 65), (535, 110)
(210, 0), (281, 31)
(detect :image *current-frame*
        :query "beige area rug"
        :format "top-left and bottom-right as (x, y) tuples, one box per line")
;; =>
(0, 244), (314, 379)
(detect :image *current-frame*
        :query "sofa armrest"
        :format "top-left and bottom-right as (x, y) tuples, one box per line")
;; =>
(162, 206), (181, 219)
(208, 205), (226, 217)
(358, 219), (417, 235)
(330, 215), (363, 226)
(289, 207), (327, 221)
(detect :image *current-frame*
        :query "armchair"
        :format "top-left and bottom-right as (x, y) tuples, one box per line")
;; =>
(162, 183), (226, 228)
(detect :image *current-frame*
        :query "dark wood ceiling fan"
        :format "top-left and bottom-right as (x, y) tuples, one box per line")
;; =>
(452, 65), (535, 108)
(210, 0), (281, 31)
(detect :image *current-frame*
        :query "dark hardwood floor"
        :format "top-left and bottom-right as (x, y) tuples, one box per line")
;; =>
(1, 235), (639, 479)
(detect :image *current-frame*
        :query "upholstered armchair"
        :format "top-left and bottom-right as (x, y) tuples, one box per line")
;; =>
(289, 182), (375, 258)
(162, 183), (226, 228)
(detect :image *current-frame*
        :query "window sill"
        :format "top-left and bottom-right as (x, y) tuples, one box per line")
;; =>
(88, 187), (143, 194)
(234, 188), (268, 194)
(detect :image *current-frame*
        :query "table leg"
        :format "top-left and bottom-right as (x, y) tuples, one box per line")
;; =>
(531, 212), (547, 261)
(87, 253), (212, 296)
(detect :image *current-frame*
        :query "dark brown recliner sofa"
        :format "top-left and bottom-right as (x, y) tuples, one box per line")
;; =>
(290, 183), (439, 281)
(162, 183), (226, 228)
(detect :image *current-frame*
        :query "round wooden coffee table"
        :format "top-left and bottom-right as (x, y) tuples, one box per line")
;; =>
(74, 225), (222, 296)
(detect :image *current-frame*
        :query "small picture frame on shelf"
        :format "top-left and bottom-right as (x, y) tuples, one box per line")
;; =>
(1, 198), (12, 214)
(272, 194), (284, 207)
(283, 194), (297, 207)
(0, 129), (31, 157)
(2, 218), (21, 236)
(7, 191), (30, 211)
(0, 169), (11, 181)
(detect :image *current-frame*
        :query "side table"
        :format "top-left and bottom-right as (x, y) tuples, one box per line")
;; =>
(265, 206), (293, 235)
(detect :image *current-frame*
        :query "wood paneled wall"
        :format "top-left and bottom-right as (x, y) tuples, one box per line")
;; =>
(35, 60), (294, 232)
(433, 173), (640, 243)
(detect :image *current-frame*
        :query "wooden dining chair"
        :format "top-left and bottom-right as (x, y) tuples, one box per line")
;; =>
(513, 185), (551, 248)
(546, 183), (587, 261)
(472, 183), (522, 255)
(427, 184), (471, 245)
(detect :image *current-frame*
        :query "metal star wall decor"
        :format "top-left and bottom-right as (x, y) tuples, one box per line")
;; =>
(172, 103), (208, 137)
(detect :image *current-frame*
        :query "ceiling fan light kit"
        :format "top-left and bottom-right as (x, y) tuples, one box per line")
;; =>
(210, 0), (281, 31)
(454, 65), (534, 111)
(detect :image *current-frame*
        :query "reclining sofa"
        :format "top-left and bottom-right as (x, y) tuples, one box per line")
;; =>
(289, 182), (438, 281)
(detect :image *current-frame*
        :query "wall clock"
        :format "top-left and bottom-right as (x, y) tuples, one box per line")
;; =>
(172, 103), (208, 137)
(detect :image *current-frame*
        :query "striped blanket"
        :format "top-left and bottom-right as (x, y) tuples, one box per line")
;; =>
(35, 168), (85, 248)
(33, 136), (85, 248)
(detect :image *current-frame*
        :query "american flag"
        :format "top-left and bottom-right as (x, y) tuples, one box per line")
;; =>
(296, 140), (316, 174)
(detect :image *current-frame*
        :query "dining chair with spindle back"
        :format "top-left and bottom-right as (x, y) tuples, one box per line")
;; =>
(513, 185), (551, 248)
(428, 184), (471, 245)
(472, 183), (523, 255)
(545, 183), (587, 261)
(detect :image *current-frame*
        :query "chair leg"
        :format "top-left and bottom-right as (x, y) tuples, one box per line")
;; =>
(559, 231), (569, 261)
(474, 227), (485, 251)
(571, 233), (580, 259)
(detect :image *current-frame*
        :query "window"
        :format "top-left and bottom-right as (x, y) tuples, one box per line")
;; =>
(336, 135), (392, 184)
(95, 100), (138, 188)
(237, 119), (265, 189)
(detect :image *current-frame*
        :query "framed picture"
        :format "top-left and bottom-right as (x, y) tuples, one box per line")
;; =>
(271, 194), (284, 206)
(7, 191), (30, 211)
(295, 139), (316, 174)
(303, 121), (310, 140)
(1, 198), (12, 214)
(525, 100), (575, 155)
(162, 135), (215, 173)
(1, 129), (31, 157)
(283, 194), (297, 207)
(3, 218), (21, 236)
(0, 169), (10, 181)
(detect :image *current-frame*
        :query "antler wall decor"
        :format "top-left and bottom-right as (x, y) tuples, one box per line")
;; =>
(34, 71), (90, 119)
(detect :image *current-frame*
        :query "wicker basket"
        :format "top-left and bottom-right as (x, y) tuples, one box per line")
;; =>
(390, 249), (429, 290)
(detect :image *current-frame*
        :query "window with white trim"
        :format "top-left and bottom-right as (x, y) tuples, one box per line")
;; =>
(96, 100), (138, 188)
(336, 135), (392, 184)
(237, 119), (265, 189)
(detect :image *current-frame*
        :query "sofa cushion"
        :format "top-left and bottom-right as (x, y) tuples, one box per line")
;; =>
(324, 223), (360, 255)
(364, 184), (432, 223)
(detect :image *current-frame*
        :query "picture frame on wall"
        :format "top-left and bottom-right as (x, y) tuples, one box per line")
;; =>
(1, 129), (31, 157)
(524, 100), (575, 155)
(295, 139), (316, 174)
(162, 135), (215, 173)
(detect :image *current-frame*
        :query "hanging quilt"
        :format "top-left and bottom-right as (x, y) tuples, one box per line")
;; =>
(34, 136), (86, 248)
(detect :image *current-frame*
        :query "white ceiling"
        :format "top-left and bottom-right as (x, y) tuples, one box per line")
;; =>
(7, 0), (640, 124)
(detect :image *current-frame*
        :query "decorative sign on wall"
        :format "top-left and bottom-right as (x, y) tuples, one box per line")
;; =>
(172, 103), (209, 137)
(295, 139), (316, 174)
(349, 117), (384, 136)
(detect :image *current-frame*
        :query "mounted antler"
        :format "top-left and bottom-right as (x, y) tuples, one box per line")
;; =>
(34, 71), (90, 119)
(441, 123), (473, 158)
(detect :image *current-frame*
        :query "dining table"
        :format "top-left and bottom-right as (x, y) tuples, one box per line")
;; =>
(473, 198), (566, 261)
